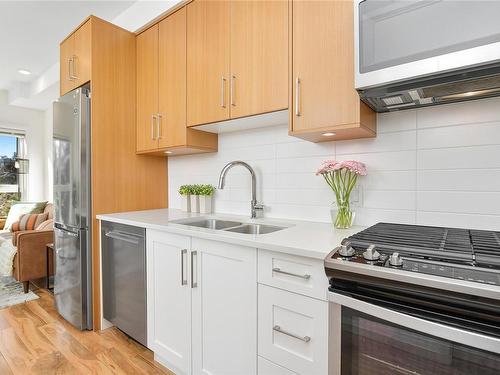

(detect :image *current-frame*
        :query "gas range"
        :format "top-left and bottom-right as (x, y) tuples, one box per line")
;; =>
(325, 222), (500, 299)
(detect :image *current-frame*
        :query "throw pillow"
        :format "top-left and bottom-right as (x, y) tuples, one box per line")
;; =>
(11, 213), (48, 232)
(4, 201), (47, 230)
(35, 219), (54, 231)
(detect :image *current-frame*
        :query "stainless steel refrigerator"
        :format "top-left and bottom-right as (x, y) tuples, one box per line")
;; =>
(53, 84), (93, 330)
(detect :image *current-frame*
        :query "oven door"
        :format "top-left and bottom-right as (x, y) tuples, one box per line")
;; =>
(329, 291), (500, 375)
(354, 0), (500, 89)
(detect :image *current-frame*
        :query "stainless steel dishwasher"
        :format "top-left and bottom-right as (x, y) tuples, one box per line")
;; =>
(101, 221), (147, 346)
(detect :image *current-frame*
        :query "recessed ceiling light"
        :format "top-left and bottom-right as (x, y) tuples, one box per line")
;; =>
(322, 132), (336, 137)
(18, 69), (31, 75)
(165, 151), (173, 154)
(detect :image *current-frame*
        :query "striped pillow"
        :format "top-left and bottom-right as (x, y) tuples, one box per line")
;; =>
(35, 219), (54, 231)
(10, 213), (48, 232)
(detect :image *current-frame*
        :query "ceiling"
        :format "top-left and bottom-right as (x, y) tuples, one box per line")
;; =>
(0, 1), (134, 91)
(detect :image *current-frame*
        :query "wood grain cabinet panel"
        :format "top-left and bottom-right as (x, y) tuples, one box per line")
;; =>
(230, 0), (288, 119)
(158, 8), (187, 149)
(136, 24), (159, 152)
(60, 34), (75, 95)
(136, 7), (217, 156)
(187, 0), (230, 127)
(73, 20), (91, 88)
(290, 0), (376, 142)
(60, 20), (91, 95)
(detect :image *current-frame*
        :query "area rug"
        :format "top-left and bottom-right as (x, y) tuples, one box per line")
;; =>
(0, 276), (39, 309)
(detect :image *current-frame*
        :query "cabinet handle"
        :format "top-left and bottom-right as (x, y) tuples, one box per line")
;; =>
(221, 76), (226, 108)
(151, 114), (156, 140)
(181, 249), (187, 286)
(272, 267), (311, 280)
(295, 77), (301, 116)
(273, 325), (311, 343)
(70, 55), (78, 80)
(230, 75), (236, 106)
(191, 250), (197, 288)
(157, 113), (162, 139)
(67, 58), (73, 81)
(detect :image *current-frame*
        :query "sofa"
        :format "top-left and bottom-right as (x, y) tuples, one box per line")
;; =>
(0, 203), (54, 293)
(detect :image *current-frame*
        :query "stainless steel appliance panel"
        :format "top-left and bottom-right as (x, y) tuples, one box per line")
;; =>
(329, 292), (500, 375)
(101, 221), (147, 346)
(355, 0), (500, 89)
(53, 86), (90, 229)
(54, 226), (92, 330)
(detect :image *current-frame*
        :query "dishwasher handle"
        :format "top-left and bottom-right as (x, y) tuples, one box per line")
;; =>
(104, 230), (142, 245)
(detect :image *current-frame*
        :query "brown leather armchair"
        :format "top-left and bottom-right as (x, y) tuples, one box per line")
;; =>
(11, 204), (54, 293)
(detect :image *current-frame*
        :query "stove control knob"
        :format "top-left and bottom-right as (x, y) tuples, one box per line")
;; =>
(338, 244), (355, 257)
(389, 252), (403, 267)
(363, 245), (380, 261)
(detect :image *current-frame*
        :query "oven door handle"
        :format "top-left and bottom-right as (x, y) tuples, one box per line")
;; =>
(329, 291), (500, 355)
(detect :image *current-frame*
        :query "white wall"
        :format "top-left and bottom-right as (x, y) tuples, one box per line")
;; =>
(0, 90), (47, 201)
(168, 97), (500, 230)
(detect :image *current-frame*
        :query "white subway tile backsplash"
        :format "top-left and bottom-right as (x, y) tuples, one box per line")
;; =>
(417, 97), (500, 129)
(417, 169), (500, 192)
(417, 191), (500, 215)
(377, 110), (417, 133)
(418, 145), (500, 170)
(336, 130), (416, 155)
(417, 121), (500, 149)
(168, 98), (500, 230)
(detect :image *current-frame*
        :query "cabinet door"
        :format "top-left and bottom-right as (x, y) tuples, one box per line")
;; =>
(158, 8), (187, 149)
(60, 35), (75, 95)
(292, 1), (360, 132)
(147, 230), (191, 375)
(191, 238), (257, 375)
(258, 285), (328, 375)
(73, 20), (91, 88)
(187, 0), (230, 126)
(230, 0), (288, 119)
(136, 25), (159, 152)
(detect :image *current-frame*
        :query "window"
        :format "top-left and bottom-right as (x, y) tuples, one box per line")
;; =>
(0, 131), (27, 217)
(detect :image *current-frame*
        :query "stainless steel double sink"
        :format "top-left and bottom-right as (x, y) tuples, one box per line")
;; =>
(171, 218), (288, 235)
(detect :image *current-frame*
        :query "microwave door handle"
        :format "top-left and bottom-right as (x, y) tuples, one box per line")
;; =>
(328, 292), (500, 355)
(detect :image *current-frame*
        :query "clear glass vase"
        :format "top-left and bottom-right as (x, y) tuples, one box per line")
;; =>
(331, 201), (355, 229)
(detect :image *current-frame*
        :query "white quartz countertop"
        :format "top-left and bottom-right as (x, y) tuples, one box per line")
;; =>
(96, 209), (365, 259)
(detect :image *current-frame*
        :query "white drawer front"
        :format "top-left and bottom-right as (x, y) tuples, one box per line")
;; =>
(258, 285), (328, 375)
(258, 250), (328, 300)
(258, 356), (297, 375)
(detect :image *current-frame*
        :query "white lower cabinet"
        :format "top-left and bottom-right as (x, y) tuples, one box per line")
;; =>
(258, 284), (329, 375)
(191, 237), (257, 375)
(147, 231), (191, 375)
(258, 356), (297, 375)
(146, 230), (257, 375)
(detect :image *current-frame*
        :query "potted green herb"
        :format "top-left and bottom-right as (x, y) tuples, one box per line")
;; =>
(198, 184), (215, 214)
(190, 184), (201, 213)
(179, 185), (192, 212)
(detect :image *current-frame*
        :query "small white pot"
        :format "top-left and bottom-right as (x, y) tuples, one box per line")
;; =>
(180, 194), (191, 212)
(199, 195), (213, 214)
(190, 195), (200, 213)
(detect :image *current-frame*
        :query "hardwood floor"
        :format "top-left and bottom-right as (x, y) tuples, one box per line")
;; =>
(0, 288), (173, 374)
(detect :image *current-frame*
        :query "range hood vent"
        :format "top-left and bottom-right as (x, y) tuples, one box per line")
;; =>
(359, 63), (500, 112)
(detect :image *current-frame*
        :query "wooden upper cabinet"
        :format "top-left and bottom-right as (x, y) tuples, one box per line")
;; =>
(60, 34), (74, 95)
(187, 0), (230, 127)
(136, 24), (159, 152)
(59, 20), (91, 95)
(290, 0), (376, 142)
(230, 0), (288, 119)
(158, 8), (187, 149)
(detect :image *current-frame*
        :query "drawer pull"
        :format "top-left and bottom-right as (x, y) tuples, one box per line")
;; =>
(273, 325), (311, 343)
(272, 267), (311, 280)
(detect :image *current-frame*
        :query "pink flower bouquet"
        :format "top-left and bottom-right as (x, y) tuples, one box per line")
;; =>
(316, 160), (367, 228)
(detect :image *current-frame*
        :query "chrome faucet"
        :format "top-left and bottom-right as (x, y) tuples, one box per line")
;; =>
(217, 161), (264, 219)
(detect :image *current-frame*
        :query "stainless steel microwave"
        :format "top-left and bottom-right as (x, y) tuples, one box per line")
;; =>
(354, 0), (500, 112)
